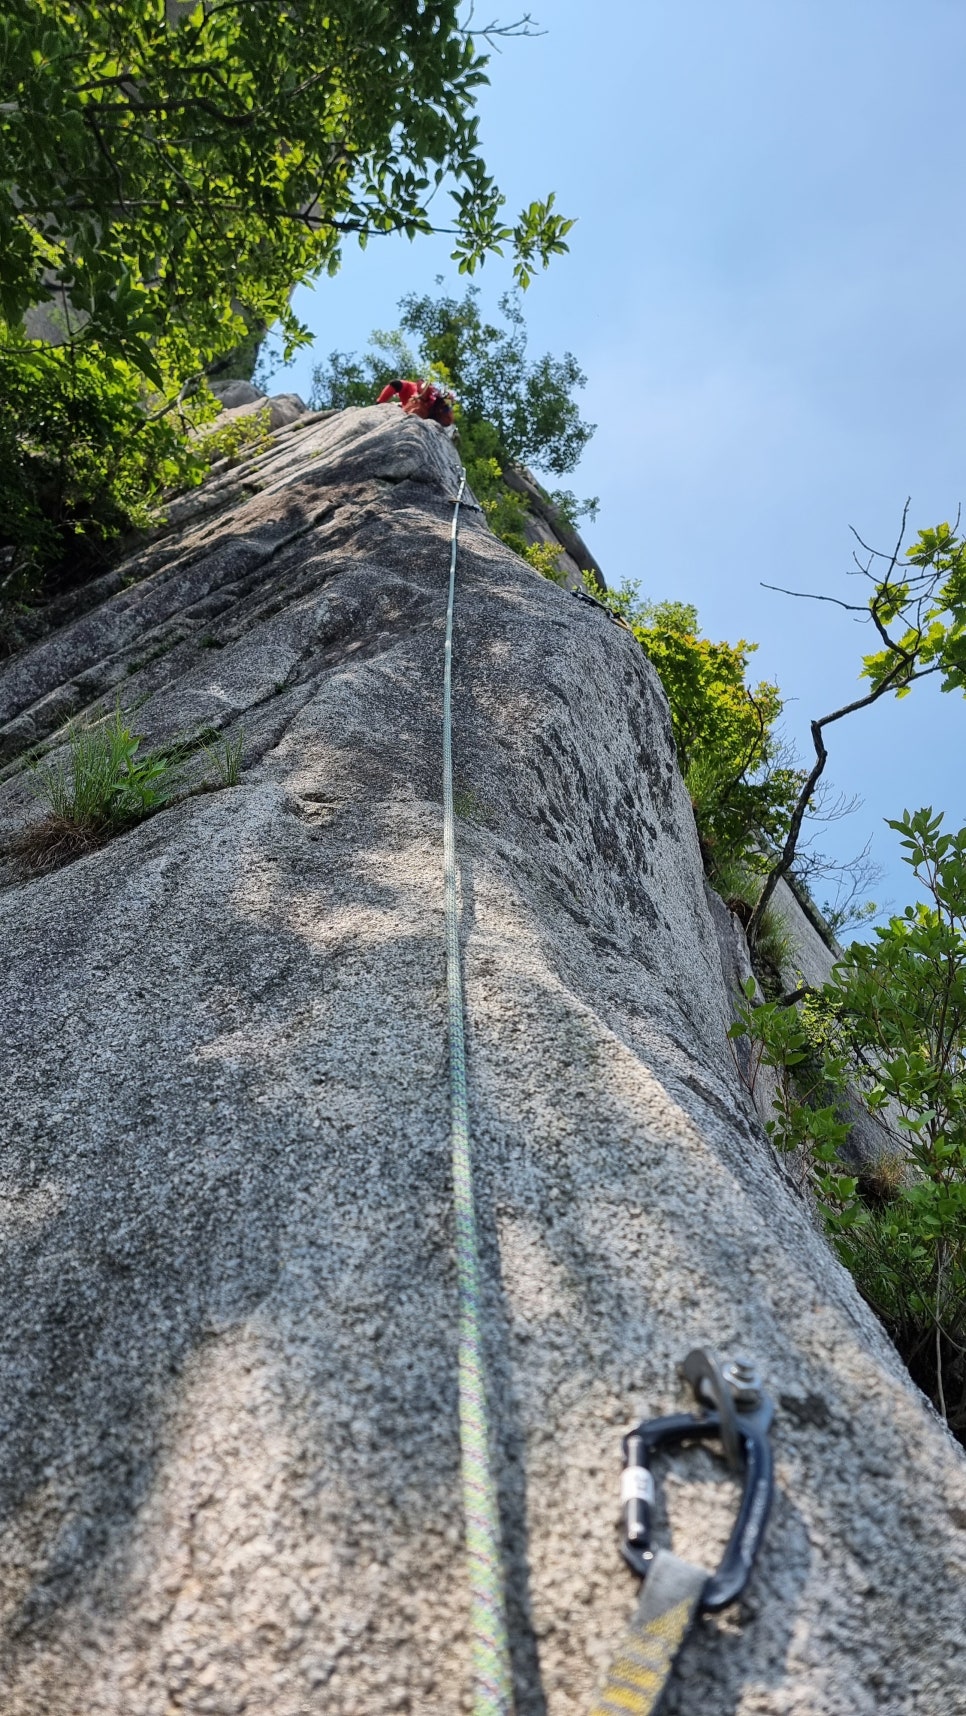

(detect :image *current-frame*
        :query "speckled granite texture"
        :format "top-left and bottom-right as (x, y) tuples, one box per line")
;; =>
(0, 407), (963, 1715)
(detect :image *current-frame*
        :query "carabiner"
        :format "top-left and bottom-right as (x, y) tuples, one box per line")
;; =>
(620, 1348), (774, 1612)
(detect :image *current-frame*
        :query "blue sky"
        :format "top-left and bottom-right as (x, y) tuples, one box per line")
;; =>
(282, 0), (966, 923)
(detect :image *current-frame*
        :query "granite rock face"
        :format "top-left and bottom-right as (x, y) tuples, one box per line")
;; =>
(205, 389), (310, 434)
(0, 405), (964, 1716)
(208, 380), (266, 410)
(501, 464), (605, 594)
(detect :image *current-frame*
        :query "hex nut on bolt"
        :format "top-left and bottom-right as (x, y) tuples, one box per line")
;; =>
(723, 1355), (763, 1411)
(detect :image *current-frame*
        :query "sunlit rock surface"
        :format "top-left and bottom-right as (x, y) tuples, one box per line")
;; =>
(0, 406), (963, 1715)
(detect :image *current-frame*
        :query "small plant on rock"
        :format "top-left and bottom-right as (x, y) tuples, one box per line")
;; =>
(197, 407), (272, 470)
(523, 540), (567, 583)
(202, 726), (246, 789)
(16, 703), (178, 873)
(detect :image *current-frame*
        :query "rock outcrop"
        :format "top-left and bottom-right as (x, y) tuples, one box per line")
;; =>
(0, 405), (964, 1715)
(500, 464), (606, 593)
(206, 390), (310, 435)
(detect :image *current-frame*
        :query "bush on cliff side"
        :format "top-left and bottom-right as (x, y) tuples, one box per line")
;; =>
(731, 808), (966, 1438)
(582, 574), (804, 881)
(0, 339), (274, 627)
(0, 335), (216, 615)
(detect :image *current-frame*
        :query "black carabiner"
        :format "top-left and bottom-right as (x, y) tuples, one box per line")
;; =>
(620, 1349), (775, 1612)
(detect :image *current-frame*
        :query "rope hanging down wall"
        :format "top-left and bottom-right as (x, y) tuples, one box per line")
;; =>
(441, 466), (775, 1716)
(442, 470), (515, 1716)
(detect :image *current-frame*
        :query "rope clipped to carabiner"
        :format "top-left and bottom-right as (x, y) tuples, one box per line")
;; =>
(443, 469), (514, 1715)
(591, 1349), (775, 1716)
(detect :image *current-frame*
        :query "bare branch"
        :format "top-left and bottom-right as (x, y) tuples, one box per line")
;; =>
(885, 496), (911, 587)
(848, 497), (910, 571)
(764, 502), (929, 686)
(747, 656), (943, 943)
(761, 581), (868, 615)
(802, 784), (863, 825)
(460, 4), (546, 45)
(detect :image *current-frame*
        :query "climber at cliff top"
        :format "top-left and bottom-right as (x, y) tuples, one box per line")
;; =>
(377, 377), (456, 428)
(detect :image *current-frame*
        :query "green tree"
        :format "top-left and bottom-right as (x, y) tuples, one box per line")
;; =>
(583, 576), (803, 880)
(1, 1), (572, 381)
(0, 3), (574, 614)
(859, 520), (966, 696)
(732, 808), (966, 1438)
(309, 285), (599, 549)
(0, 331), (275, 616)
(310, 284), (595, 473)
(397, 286), (594, 475)
(0, 334), (213, 611)
(751, 509), (966, 940)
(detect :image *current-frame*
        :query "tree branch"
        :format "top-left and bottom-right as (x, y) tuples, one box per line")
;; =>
(81, 109), (130, 215)
(761, 581), (869, 615)
(747, 659), (942, 944)
(708, 683), (771, 811)
(848, 497), (911, 573)
(460, 4), (546, 44)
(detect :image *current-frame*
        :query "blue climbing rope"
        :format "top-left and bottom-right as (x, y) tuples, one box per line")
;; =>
(443, 470), (514, 1716)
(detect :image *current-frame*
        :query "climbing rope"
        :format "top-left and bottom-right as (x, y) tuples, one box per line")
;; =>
(440, 470), (774, 1716)
(443, 469), (514, 1716)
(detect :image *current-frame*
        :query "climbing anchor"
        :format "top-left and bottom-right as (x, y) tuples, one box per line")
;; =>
(591, 1349), (775, 1716)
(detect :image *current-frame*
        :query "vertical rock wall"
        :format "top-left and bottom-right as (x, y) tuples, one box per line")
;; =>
(0, 407), (963, 1715)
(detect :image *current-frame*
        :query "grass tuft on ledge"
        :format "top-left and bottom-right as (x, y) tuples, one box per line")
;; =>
(15, 703), (179, 876)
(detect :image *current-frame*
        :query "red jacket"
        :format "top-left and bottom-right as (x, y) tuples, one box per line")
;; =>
(378, 379), (421, 408)
(377, 379), (454, 428)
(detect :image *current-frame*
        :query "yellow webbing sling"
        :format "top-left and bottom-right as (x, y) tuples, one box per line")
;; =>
(589, 1550), (708, 1716)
